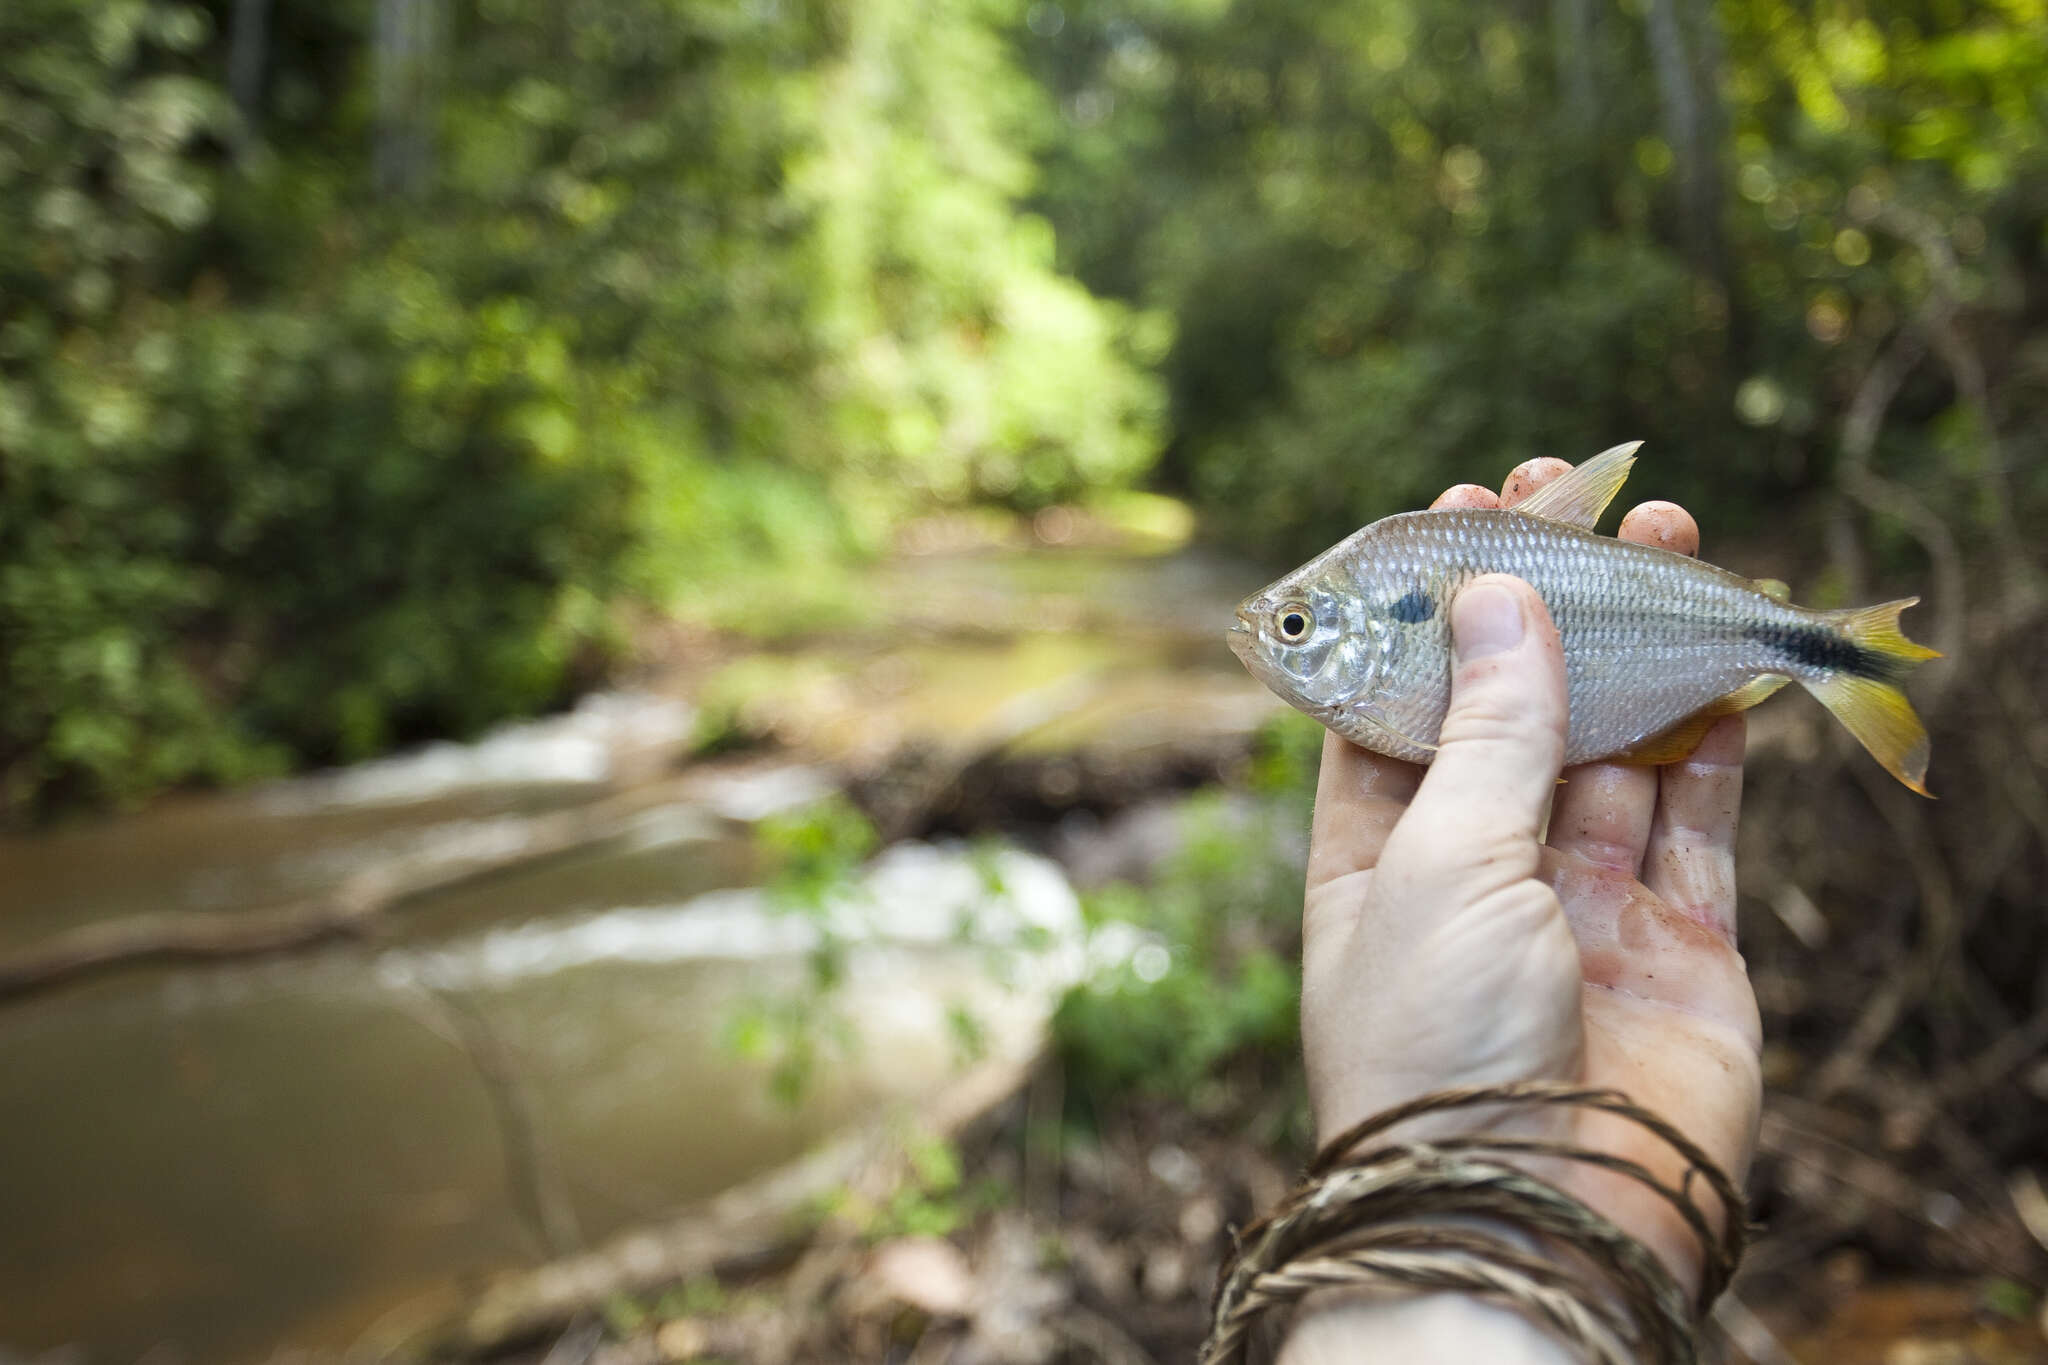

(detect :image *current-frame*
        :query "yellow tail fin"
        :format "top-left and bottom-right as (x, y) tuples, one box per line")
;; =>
(1826, 597), (1943, 670)
(1803, 598), (1940, 796)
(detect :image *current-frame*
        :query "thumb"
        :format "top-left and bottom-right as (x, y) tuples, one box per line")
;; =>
(1400, 575), (1568, 875)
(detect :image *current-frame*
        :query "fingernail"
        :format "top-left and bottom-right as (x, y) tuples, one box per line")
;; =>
(1454, 581), (1524, 660)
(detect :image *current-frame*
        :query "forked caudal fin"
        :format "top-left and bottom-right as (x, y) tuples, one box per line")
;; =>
(1799, 597), (1942, 796)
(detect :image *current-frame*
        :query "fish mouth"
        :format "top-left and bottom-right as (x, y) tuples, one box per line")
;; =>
(1226, 613), (1255, 666)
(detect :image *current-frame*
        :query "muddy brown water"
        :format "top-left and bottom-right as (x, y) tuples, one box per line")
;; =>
(0, 544), (1278, 1364)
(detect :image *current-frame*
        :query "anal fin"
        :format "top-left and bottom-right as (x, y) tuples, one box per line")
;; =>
(1613, 674), (1790, 765)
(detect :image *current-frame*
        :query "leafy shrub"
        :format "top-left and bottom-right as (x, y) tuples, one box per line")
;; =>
(0, 0), (1166, 815)
(1055, 714), (1322, 1115)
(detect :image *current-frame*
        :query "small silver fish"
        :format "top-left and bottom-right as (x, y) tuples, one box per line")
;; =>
(1229, 443), (1939, 793)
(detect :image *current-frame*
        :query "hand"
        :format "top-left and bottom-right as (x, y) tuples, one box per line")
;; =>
(1296, 459), (1763, 1309)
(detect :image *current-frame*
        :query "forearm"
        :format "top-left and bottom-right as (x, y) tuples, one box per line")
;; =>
(1279, 1289), (1580, 1365)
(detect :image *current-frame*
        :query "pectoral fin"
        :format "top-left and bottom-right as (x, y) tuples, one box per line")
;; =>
(1614, 674), (1790, 765)
(1514, 441), (1643, 530)
(1338, 704), (1439, 763)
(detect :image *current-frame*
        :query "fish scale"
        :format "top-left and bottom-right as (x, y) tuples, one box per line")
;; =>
(1229, 445), (1939, 792)
(1339, 509), (1803, 763)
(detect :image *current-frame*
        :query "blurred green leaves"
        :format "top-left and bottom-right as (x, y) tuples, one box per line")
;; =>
(7, 0), (2046, 815)
(0, 0), (1164, 815)
(1055, 777), (1311, 1111)
(1025, 0), (2048, 561)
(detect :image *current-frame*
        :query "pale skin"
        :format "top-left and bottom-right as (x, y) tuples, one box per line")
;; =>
(1280, 459), (1764, 1363)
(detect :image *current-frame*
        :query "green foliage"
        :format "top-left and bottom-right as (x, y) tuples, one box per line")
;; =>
(721, 796), (882, 1104)
(821, 1130), (1008, 1241)
(722, 987), (856, 1109)
(1977, 1277), (2037, 1324)
(1023, 0), (1734, 552)
(1054, 781), (1311, 1110)
(1024, 0), (2048, 563)
(756, 794), (883, 910)
(0, 0), (1164, 815)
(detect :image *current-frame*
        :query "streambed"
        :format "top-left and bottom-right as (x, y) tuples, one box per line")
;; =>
(0, 541), (1278, 1363)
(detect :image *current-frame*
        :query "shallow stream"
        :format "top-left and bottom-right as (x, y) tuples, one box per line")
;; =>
(0, 543), (1275, 1363)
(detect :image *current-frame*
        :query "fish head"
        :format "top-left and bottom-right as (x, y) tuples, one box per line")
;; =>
(1230, 567), (1389, 715)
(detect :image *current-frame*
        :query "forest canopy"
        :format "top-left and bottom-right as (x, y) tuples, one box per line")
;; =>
(3, 0), (2043, 814)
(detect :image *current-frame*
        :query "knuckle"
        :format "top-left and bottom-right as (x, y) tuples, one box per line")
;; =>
(1439, 685), (1563, 760)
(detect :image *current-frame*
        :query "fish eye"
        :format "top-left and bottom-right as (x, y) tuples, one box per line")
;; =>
(1275, 603), (1313, 642)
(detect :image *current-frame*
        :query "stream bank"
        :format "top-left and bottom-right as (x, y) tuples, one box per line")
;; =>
(0, 528), (1288, 1364)
(4, 522), (2045, 1364)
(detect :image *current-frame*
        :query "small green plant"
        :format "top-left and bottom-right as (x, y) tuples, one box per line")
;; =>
(651, 1276), (728, 1320)
(1054, 781), (1313, 1123)
(1977, 1277), (2037, 1323)
(719, 796), (881, 1104)
(722, 991), (856, 1108)
(825, 1132), (1009, 1243)
(755, 795), (882, 910)
(1247, 710), (1325, 800)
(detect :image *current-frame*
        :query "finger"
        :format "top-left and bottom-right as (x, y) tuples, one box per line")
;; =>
(1546, 497), (1702, 874)
(1431, 483), (1501, 510)
(1642, 713), (1746, 941)
(1619, 496), (1736, 937)
(1501, 457), (1574, 508)
(1617, 500), (1699, 556)
(1393, 575), (1567, 897)
(1549, 846), (1761, 1048)
(1548, 761), (1656, 872)
(1307, 730), (1422, 893)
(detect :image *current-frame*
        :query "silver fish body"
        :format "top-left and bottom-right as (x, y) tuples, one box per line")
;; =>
(1230, 501), (1935, 792)
(1230, 508), (1809, 763)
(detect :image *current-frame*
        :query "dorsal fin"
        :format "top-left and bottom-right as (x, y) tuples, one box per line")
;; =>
(1514, 441), (1643, 529)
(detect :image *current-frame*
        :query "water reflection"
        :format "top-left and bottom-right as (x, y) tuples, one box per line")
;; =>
(0, 844), (1079, 1363)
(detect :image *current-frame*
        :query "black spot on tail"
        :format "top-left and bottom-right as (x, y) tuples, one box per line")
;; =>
(1389, 589), (1435, 624)
(1746, 622), (1891, 680)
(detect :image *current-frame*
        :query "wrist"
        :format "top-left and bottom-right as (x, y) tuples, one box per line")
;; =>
(1277, 1214), (1582, 1365)
(1207, 1084), (1743, 1365)
(1281, 1287), (1581, 1365)
(1315, 1084), (1738, 1303)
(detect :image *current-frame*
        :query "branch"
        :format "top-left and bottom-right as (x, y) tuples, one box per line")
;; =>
(396, 985), (584, 1261)
(0, 886), (389, 1000)
(1833, 328), (1967, 707)
(406, 1048), (1041, 1360)
(0, 792), (666, 1004)
(1866, 199), (2043, 613)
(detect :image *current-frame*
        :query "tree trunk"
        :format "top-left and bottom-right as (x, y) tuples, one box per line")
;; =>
(374, 0), (443, 197)
(1642, 0), (1728, 287)
(229, 0), (270, 123)
(1552, 0), (1596, 134)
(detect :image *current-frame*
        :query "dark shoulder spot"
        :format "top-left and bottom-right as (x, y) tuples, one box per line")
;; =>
(1388, 589), (1435, 624)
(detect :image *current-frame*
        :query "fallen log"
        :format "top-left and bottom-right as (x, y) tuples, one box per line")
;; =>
(401, 1047), (1041, 1360)
(0, 788), (689, 1003)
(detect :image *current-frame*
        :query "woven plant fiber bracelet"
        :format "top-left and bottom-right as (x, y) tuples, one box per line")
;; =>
(1200, 1081), (1749, 1365)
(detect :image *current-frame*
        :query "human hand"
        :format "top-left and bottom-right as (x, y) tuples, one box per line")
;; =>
(1296, 460), (1763, 1303)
